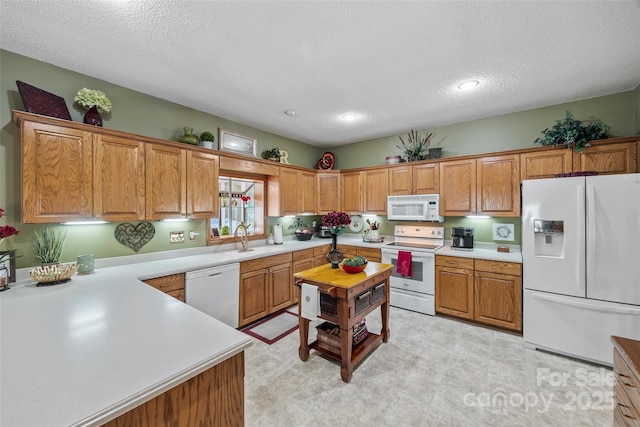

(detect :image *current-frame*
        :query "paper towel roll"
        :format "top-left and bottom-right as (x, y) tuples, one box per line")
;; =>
(274, 224), (283, 244)
(301, 283), (320, 320)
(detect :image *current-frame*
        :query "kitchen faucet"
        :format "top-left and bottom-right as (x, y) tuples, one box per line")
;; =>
(234, 221), (252, 252)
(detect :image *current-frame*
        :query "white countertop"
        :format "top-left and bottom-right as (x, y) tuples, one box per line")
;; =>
(0, 234), (519, 426)
(436, 241), (522, 263)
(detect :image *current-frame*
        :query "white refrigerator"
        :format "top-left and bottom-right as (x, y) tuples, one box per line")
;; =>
(522, 173), (640, 366)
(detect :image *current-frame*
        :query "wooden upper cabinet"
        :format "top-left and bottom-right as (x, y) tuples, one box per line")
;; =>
(389, 163), (439, 195)
(573, 141), (637, 175)
(520, 148), (572, 181)
(476, 154), (520, 217)
(93, 134), (146, 221)
(21, 121), (93, 223)
(388, 165), (412, 195)
(186, 150), (218, 219)
(145, 143), (187, 220)
(363, 169), (388, 214)
(268, 167), (315, 216)
(341, 171), (363, 214)
(439, 159), (476, 216)
(413, 163), (440, 194)
(317, 171), (341, 214)
(300, 170), (317, 214)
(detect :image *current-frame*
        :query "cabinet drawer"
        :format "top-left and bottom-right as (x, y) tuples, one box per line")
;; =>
(293, 248), (314, 261)
(355, 288), (372, 315)
(475, 259), (521, 276)
(357, 247), (382, 260)
(143, 273), (185, 293)
(240, 252), (292, 273)
(338, 244), (357, 257)
(436, 255), (474, 270)
(614, 349), (640, 407)
(314, 244), (332, 257)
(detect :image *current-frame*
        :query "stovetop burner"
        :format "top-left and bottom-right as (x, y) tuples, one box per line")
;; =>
(383, 225), (445, 253)
(385, 241), (443, 251)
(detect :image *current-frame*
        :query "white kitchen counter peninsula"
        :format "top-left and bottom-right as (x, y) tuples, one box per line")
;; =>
(1, 234), (387, 426)
(1, 267), (252, 426)
(436, 241), (522, 263)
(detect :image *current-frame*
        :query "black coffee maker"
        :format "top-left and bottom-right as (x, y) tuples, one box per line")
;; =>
(451, 227), (474, 250)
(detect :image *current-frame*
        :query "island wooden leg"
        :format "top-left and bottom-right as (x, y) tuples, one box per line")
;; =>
(298, 316), (310, 361)
(340, 325), (354, 383)
(381, 299), (390, 342)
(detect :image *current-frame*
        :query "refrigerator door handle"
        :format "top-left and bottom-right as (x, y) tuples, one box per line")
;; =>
(532, 292), (640, 315)
(586, 184), (596, 288)
(577, 184), (586, 290)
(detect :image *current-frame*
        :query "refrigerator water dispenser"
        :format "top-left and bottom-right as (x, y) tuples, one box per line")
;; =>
(533, 220), (564, 257)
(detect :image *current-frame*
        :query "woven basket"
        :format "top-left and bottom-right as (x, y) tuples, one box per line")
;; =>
(29, 263), (78, 284)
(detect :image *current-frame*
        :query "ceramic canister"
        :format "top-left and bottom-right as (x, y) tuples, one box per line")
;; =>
(77, 254), (95, 274)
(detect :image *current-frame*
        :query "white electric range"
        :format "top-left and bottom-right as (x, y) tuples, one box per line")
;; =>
(381, 225), (444, 315)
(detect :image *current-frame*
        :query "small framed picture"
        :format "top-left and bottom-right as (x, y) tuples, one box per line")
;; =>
(493, 223), (515, 241)
(211, 227), (220, 238)
(219, 128), (257, 157)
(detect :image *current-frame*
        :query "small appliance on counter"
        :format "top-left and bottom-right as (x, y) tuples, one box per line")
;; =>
(318, 226), (333, 238)
(273, 224), (283, 244)
(451, 227), (474, 250)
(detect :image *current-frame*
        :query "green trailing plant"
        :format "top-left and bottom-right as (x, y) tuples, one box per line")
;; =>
(534, 110), (610, 153)
(200, 131), (215, 142)
(32, 227), (67, 264)
(397, 129), (433, 161)
(261, 147), (281, 161)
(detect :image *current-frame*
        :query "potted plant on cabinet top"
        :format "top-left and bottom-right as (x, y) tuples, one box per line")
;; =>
(74, 88), (112, 127)
(534, 110), (610, 153)
(397, 129), (433, 161)
(261, 147), (281, 162)
(199, 131), (215, 149)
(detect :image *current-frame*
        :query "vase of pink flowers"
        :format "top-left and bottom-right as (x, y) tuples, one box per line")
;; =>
(322, 211), (351, 269)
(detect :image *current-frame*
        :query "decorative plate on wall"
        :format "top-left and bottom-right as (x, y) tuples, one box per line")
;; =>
(349, 215), (363, 232)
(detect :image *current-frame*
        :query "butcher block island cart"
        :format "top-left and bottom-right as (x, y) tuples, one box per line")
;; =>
(294, 262), (392, 383)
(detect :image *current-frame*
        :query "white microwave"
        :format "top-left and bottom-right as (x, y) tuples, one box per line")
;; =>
(387, 194), (443, 222)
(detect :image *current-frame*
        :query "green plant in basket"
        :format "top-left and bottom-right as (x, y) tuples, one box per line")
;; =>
(32, 227), (67, 264)
(343, 255), (367, 267)
(200, 131), (215, 142)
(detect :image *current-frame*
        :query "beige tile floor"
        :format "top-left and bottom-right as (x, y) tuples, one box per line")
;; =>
(244, 306), (614, 426)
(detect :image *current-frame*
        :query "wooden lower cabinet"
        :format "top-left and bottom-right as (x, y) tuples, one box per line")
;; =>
(435, 255), (522, 332)
(435, 256), (475, 320)
(474, 260), (522, 332)
(239, 253), (293, 327)
(611, 336), (640, 426)
(356, 247), (381, 263)
(143, 273), (185, 302)
(103, 352), (245, 427)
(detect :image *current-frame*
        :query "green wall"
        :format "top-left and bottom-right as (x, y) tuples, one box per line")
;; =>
(0, 50), (321, 268)
(332, 90), (637, 169)
(1, 49), (637, 269)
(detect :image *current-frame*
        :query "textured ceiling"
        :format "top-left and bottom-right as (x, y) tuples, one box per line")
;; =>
(2, 1), (639, 147)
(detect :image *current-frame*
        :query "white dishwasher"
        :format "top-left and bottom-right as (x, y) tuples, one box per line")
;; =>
(185, 263), (240, 328)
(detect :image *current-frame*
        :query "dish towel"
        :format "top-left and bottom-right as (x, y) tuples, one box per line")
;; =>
(301, 283), (320, 321)
(397, 251), (412, 276)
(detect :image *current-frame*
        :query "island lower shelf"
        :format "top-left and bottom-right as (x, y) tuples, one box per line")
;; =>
(309, 332), (383, 365)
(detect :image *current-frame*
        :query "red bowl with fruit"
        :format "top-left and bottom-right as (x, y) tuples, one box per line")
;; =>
(341, 256), (368, 274)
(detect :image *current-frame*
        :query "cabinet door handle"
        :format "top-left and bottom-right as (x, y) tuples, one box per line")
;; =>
(358, 291), (371, 300)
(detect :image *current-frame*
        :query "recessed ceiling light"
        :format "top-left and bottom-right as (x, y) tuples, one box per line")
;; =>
(458, 80), (480, 90)
(284, 110), (296, 116)
(342, 113), (357, 121)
